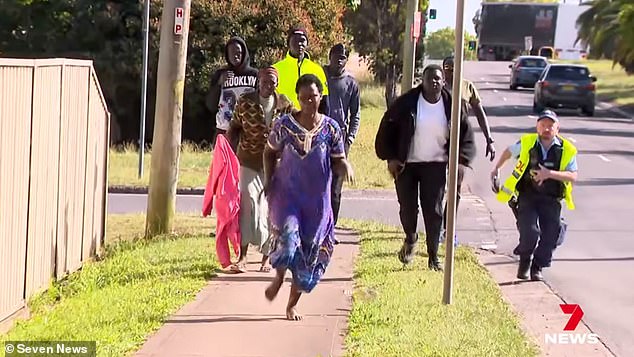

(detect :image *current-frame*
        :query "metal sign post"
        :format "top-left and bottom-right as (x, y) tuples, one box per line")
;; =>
(442, 0), (466, 305)
(138, 0), (150, 178)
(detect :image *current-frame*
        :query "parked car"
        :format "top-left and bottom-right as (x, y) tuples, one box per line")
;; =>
(533, 64), (597, 116)
(509, 56), (548, 90)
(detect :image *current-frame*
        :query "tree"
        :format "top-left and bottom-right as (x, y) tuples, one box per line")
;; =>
(345, 0), (430, 106)
(425, 27), (477, 60)
(577, 0), (634, 74)
(0, 0), (347, 145)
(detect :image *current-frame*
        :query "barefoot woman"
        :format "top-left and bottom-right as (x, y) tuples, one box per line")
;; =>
(263, 74), (354, 320)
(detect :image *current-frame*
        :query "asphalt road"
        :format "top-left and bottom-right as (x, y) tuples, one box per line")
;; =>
(108, 60), (633, 356)
(463, 61), (633, 357)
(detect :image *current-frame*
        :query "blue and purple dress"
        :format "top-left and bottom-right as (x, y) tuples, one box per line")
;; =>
(267, 113), (345, 293)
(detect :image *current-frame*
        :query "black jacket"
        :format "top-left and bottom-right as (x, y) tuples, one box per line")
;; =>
(374, 85), (476, 166)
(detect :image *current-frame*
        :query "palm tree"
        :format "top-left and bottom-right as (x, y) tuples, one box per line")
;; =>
(577, 0), (634, 74)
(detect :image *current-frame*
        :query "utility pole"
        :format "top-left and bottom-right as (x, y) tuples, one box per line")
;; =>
(442, 0), (466, 305)
(145, 0), (191, 237)
(138, 0), (150, 178)
(401, 0), (419, 93)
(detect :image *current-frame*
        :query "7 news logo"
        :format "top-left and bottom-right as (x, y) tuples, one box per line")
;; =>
(545, 304), (600, 344)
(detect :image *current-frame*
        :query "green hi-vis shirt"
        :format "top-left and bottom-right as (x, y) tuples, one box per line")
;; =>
(273, 52), (329, 110)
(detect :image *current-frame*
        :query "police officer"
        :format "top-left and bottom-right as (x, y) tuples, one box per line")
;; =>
(491, 110), (578, 281)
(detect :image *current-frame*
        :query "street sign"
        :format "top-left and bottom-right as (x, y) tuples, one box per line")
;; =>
(524, 36), (533, 51)
(412, 11), (422, 40)
(174, 7), (184, 35)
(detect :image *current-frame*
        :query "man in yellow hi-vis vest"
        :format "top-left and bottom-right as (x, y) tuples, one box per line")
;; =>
(273, 27), (330, 114)
(491, 110), (578, 281)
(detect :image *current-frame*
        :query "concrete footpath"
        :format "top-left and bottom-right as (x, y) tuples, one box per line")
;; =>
(135, 229), (359, 357)
(458, 188), (616, 357)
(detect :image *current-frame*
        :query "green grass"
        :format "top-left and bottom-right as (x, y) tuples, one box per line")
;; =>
(558, 59), (634, 108)
(2, 215), (533, 356)
(108, 142), (211, 189)
(340, 219), (538, 357)
(108, 106), (393, 191)
(1, 214), (217, 357)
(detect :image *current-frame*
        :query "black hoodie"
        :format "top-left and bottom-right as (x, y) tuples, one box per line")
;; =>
(206, 37), (259, 131)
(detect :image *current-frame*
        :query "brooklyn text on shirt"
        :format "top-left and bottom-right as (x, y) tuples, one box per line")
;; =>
(224, 76), (257, 88)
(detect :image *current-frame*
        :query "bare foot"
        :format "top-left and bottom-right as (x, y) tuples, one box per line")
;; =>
(286, 307), (303, 321)
(265, 277), (283, 301)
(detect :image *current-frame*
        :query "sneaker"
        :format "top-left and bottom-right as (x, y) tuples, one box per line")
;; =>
(398, 242), (416, 265)
(530, 263), (543, 281)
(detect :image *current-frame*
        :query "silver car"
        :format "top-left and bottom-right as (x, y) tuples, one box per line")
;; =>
(533, 64), (597, 116)
(509, 56), (548, 90)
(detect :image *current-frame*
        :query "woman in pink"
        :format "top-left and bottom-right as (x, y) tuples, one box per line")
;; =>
(202, 134), (242, 272)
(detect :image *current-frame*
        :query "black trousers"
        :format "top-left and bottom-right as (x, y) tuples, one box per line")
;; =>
(331, 143), (350, 226)
(395, 162), (447, 261)
(442, 164), (465, 231)
(515, 193), (562, 268)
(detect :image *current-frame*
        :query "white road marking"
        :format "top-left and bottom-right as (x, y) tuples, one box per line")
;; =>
(486, 82), (491, 85)
(528, 115), (538, 119)
(598, 155), (611, 162)
(567, 137), (577, 143)
(503, 97), (507, 101)
(493, 89), (499, 93)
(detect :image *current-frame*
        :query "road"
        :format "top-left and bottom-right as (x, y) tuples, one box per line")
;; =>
(463, 61), (633, 357)
(108, 60), (633, 356)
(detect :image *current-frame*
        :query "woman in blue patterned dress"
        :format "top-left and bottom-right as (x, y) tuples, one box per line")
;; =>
(263, 74), (354, 320)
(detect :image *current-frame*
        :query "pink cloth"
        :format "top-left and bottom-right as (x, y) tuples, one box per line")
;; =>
(202, 135), (241, 268)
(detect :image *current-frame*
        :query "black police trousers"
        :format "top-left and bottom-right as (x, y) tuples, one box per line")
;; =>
(515, 193), (562, 268)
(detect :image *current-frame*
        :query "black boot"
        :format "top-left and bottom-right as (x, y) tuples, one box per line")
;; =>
(530, 262), (543, 281)
(517, 258), (530, 280)
(398, 233), (418, 265)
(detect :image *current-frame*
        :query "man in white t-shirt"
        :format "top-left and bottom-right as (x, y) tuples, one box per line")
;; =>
(375, 65), (476, 270)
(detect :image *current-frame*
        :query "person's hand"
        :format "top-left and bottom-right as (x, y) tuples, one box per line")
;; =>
(387, 160), (404, 179)
(219, 70), (233, 85)
(343, 160), (355, 185)
(490, 168), (500, 193)
(486, 141), (496, 161)
(531, 164), (551, 185)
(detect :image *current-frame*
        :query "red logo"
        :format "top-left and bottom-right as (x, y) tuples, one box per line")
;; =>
(560, 304), (584, 331)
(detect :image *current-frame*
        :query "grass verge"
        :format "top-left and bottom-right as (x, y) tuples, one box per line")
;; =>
(1, 214), (216, 357)
(108, 107), (393, 191)
(340, 219), (538, 357)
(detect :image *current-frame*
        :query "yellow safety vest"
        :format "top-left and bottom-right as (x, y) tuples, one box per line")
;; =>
(272, 52), (329, 109)
(496, 133), (577, 210)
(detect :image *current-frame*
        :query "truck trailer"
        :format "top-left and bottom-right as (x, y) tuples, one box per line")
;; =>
(474, 2), (589, 61)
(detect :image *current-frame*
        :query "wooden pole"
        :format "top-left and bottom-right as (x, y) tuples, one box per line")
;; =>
(442, 0), (466, 305)
(145, 0), (191, 237)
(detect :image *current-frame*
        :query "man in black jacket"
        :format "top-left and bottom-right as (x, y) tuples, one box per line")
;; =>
(375, 64), (476, 270)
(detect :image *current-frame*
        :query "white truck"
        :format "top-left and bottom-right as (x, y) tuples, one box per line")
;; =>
(553, 3), (590, 60)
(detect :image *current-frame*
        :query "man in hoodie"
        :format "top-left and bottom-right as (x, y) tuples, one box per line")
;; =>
(324, 43), (361, 228)
(273, 27), (330, 114)
(206, 37), (259, 137)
